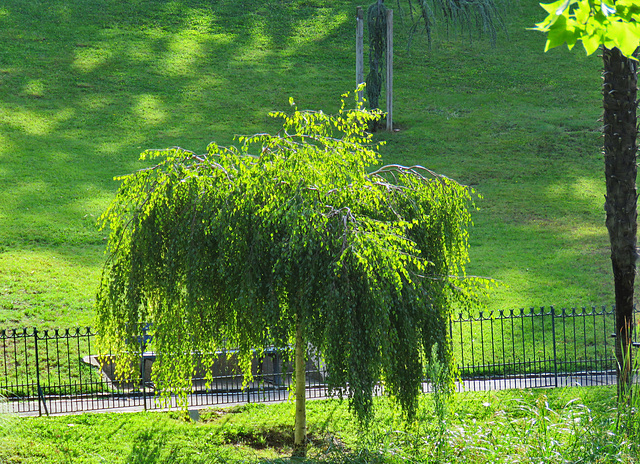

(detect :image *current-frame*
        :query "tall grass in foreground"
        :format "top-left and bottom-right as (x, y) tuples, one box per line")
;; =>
(2, 387), (639, 463)
(350, 389), (640, 463)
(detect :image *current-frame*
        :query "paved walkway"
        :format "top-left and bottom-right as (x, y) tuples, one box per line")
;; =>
(2, 371), (621, 417)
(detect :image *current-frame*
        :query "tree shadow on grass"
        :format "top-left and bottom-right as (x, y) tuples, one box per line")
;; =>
(0, 0), (354, 249)
(0, 0), (354, 323)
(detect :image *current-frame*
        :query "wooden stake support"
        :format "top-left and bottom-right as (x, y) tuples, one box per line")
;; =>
(356, 6), (364, 106)
(386, 8), (393, 131)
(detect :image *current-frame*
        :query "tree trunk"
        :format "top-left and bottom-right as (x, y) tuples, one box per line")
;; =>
(602, 46), (638, 399)
(292, 319), (307, 457)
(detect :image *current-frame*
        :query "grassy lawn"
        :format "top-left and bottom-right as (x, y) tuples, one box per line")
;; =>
(2, 4), (639, 464)
(1, 386), (639, 463)
(0, 0), (627, 329)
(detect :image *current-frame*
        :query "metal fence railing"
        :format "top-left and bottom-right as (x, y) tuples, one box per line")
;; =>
(450, 305), (638, 391)
(0, 327), (327, 416)
(1, 305), (637, 416)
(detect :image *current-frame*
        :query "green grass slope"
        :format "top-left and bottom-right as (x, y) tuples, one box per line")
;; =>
(0, 0), (627, 328)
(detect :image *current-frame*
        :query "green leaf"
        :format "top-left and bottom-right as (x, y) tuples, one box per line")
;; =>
(582, 32), (603, 55)
(574, 1), (591, 23)
(540, 0), (573, 16)
(535, 0), (575, 31)
(544, 14), (580, 51)
(601, 0), (616, 17)
(609, 21), (640, 57)
(536, 0), (640, 58)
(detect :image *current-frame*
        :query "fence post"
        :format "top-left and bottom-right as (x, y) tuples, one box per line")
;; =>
(551, 306), (559, 387)
(33, 327), (46, 416)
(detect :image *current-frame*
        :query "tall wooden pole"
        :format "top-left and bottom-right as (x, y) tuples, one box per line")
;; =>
(356, 6), (364, 106)
(385, 9), (393, 131)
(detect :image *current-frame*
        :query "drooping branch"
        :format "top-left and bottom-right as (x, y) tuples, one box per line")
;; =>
(401, 0), (505, 49)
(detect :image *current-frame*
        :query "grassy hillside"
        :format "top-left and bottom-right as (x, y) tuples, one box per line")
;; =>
(0, 0), (624, 329)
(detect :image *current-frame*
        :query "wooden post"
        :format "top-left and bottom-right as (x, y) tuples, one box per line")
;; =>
(385, 8), (393, 131)
(356, 6), (364, 106)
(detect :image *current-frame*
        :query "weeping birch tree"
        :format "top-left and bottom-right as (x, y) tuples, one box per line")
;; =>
(96, 93), (480, 456)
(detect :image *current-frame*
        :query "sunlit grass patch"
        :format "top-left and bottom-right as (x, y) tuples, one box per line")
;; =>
(5, 388), (636, 463)
(0, 0), (632, 328)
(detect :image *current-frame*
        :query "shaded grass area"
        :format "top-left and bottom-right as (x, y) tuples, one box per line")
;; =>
(0, 0), (631, 329)
(0, 0), (355, 328)
(1, 387), (639, 463)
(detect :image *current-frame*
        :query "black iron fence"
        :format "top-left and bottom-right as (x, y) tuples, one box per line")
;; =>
(0, 327), (328, 416)
(450, 305), (638, 391)
(1, 305), (637, 416)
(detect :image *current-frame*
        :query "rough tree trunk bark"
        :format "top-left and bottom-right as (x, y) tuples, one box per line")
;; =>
(602, 46), (638, 399)
(292, 319), (307, 457)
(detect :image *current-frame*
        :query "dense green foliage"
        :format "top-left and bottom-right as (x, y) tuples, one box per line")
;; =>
(96, 93), (479, 421)
(534, 0), (640, 57)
